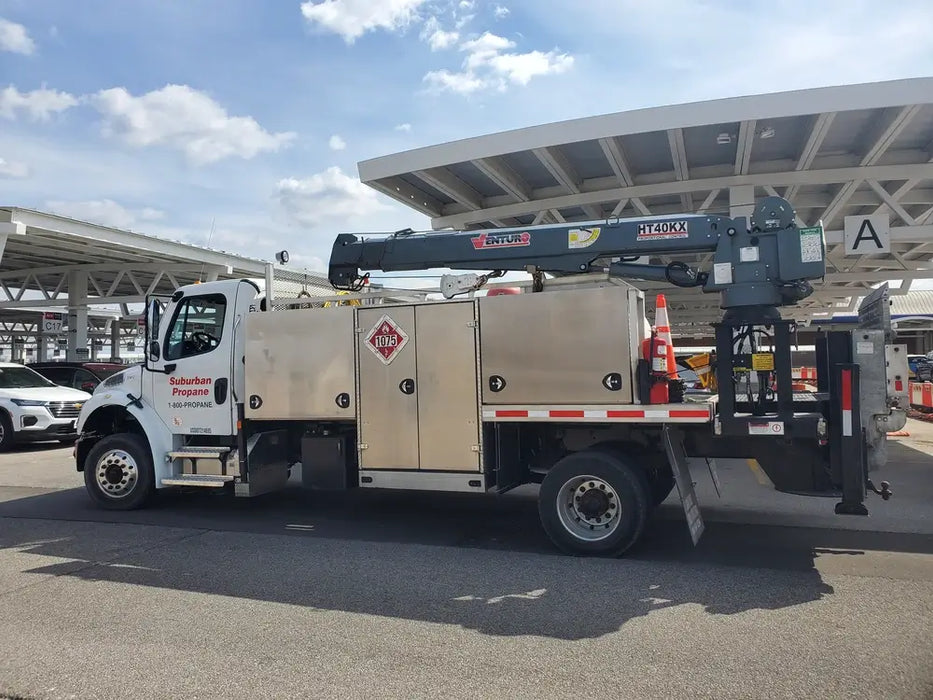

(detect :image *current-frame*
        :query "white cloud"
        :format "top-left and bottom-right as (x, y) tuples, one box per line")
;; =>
(0, 85), (78, 121)
(394, 122), (412, 132)
(455, 13), (474, 29)
(300, 0), (428, 43)
(461, 32), (513, 66)
(420, 16), (459, 50)
(422, 69), (486, 95)
(493, 5), (509, 18)
(329, 134), (346, 150)
(424, 31), (573, 94)
(0, 18), (35, 55)
(44, 199), (165, 230)
(486, 50), (571, 85)
(458, 0), (475, 9)
(276, 166), (392, 226)
(91, 84), (295, 166)
(0, 156), (29, 178)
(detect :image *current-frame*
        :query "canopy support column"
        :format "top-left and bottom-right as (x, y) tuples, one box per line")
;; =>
(67, 271), (89, 362)
(110, 321), (121, 362)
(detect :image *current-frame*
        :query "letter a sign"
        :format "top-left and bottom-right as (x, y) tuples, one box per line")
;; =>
(844, 214), (890, 256)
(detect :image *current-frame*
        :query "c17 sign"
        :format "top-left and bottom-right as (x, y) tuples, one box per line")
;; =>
(42, 312), (63, 335)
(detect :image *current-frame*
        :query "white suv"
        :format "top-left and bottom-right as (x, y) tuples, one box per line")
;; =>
(0, 362), (91, 450)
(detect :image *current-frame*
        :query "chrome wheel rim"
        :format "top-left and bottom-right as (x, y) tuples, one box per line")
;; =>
(556, 474), (621, 542)
(95, 449), (139, 498)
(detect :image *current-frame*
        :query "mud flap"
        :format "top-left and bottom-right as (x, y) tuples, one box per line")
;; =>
(662, 424), (705, 545)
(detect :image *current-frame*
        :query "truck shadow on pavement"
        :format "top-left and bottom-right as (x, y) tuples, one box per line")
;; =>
(3, 484), (929, 640)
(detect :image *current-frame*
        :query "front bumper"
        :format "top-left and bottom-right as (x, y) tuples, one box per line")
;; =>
(15, 422), (79, 442)
(11, 405), (82, 441)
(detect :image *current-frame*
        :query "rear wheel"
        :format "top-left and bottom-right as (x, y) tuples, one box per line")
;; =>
(595, 441), (675, 508)
(538, 449), (650, 557)
(84, 433), (154, 510)
(648, 471), (675, 506)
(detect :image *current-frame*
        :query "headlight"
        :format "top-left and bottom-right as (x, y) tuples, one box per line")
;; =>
(11, 399), (46, 407)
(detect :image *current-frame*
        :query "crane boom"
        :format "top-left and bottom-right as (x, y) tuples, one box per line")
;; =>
(328, 195), (825, 322)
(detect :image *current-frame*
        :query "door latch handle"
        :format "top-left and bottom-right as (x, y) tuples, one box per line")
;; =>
(214, 377), (229, 404)
(399, 378), (415, 395)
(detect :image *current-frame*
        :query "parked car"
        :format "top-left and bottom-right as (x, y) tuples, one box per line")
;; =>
(0, 362), (91, 450)
(27, 361), (127, 394)
(907, 355), (931, 380)
(916, 359), (933, 383)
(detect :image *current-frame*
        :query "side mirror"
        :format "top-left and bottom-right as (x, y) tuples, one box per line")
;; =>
(81, 381), (96, 393)
(146, 299), (162, 363)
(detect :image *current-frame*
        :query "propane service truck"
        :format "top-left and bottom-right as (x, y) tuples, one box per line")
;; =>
(74, 195), (905, 556)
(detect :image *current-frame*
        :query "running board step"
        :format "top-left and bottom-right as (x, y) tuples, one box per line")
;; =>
(161, 474), (235, 488)
(167, 447), (231, 461)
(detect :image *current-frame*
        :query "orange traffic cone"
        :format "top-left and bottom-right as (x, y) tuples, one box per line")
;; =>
(655, 293), (679, 379)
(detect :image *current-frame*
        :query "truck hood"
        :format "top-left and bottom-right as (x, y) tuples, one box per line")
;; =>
(0, 386), (92, 402)
(96, 364), (141, 393)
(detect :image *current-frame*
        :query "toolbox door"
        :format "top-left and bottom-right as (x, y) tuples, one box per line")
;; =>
(356, 307), (419, 470)
(415, 301), (481, 472)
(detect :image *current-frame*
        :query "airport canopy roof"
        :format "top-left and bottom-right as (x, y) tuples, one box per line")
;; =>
(0, 207), (332, 312)
(358, 77), (933, 334)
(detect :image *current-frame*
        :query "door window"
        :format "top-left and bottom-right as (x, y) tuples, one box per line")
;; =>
(164, 294), (227, 361)
(73, 369), (99, 392)
(36, 367), (74, 386)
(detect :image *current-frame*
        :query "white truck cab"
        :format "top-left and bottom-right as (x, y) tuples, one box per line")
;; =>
(75, 279), (256, 507)
(0, 362), (91, 450)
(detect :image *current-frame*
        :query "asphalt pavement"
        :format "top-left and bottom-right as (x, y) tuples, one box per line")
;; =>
(0, 425), (931, 699)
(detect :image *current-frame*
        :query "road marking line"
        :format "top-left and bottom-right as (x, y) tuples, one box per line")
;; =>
(746, 458), (773, 487)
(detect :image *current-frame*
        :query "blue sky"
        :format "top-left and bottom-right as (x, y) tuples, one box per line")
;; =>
(2, 0), (932, 274)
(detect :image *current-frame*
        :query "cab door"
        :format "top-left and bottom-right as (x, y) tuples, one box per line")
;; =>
(149, 282), (241, 437)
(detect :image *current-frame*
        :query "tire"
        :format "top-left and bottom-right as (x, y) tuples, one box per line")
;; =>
(0, 411), (14, 452)
(648, 471), (676, 507)
(595, 441), (674, 508)
(538, 449), (650, 557)
(83, 433), (155, 510)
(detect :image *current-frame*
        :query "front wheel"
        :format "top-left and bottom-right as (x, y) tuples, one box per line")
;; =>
(538, 450), (650, 557)
(84, 433), (155, 510)
(0, 411), (14, 452)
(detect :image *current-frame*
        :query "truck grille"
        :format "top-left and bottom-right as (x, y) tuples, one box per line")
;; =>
(47, 401), (84, 419)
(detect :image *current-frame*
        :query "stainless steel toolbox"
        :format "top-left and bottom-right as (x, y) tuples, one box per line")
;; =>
(477, 285), (640, 405)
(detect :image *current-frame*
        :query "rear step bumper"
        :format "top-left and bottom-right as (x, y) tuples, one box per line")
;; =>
(167, 447), (231, 461)
(161, 474), (235, 488)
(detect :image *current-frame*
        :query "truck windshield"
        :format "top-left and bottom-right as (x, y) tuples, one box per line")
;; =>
(0, 366), (56, 389)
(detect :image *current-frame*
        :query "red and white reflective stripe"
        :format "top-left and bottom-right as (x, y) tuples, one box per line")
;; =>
(482, 407), (712, 422)
(841, 368), (853, 437)
(792, 367), (817, 380)
(909, 381), (933, 408)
